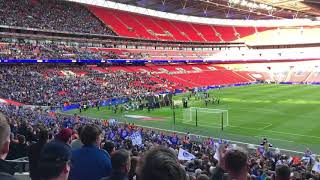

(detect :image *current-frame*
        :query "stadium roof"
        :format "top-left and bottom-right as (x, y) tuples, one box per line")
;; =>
(70, 0), (320, 26)
(104, 0), (320, 20)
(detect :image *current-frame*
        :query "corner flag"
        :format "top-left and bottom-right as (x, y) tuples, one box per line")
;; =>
(178, 148), (196, 161)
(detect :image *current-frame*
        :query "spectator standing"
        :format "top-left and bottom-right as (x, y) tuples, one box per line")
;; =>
(70, 124), (112, 180)
(0, 113), (18, 180)
(28, 128), (48, 180)
(275, 165), (290, 180)
(13, 135), (27, 159)
(224, 148), (248, 180)
(38, 141), (72, 180)
(210, 145), (227, 180)
(139, 147), (187, 180)
(101, 149), (131, 180)
(102, 140), (115, 158)
(128, 156), (138, 180)
(55, 128), (73, 146)
(70, 126), (83, 150)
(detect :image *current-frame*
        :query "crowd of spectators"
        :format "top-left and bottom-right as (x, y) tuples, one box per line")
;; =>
(0, 0), (116, 35)
(0, 43), (120, 60)
(0, 64), (168, 106)
(0, 103), (319, 180)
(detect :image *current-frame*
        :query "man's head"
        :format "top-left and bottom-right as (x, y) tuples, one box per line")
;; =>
(224, 148), (248, 180)
(38, 128), (49, 144)
(38, 142), (72, 180)
(275, 165), (290, 180)
(111, 149), (131, 175)
(0, 113), (10, 160)
(17, 134), (26, 144)
(76, 126), (82, 138)
(55, 128), (73, 145)
(103, 141), (115, 155)
(80, 124), (102, 146)
(139, 147), (187, 180)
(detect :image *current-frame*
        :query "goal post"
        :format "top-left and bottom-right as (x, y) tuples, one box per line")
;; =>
(182, 107), (229, 130)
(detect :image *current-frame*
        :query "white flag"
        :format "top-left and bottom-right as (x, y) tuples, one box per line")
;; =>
(130, 132), (142, 146)
(214, 144), (220, 161)
(178, 148), (196, 161)
(312, 162), (320, 173)
(214, 150), (220, 161)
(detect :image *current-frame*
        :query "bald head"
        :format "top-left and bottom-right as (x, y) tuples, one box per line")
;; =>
(0, 113), (11, 159)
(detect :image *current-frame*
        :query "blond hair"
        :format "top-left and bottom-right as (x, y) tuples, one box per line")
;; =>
(0, 113), (10, 151)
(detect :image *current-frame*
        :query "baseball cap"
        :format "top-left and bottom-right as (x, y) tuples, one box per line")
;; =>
(39, 141), (72, 163)
(55, 128), (73, 143)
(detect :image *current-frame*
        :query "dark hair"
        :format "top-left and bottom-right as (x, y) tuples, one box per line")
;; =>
(38, 128), (48, 144)
(111, 149), (130, 173)
(77, 126), (83, 136)
(224, 149), (248, 177)
(276, 165), (290, 180)
(139, 147), (186, 180)
(39, 160), (67, 179)
(197, 174), (209, 180)
(80, 124), (102, 146)
(129, 156), (138, 180)
(103, 141), (115, 155)
(38, 142), (71, 180)
(17, 134), (26, 144)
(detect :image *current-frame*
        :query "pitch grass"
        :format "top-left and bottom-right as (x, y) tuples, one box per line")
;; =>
(66, 84), (320, 153)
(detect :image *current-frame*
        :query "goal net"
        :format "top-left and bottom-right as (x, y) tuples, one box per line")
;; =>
(182, 107), (229, 128)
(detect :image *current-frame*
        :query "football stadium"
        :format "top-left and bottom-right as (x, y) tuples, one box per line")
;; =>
(0, 0), (320, 179)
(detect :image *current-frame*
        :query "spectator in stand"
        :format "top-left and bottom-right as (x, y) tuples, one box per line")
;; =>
(54, 128), (73, 146)
(0, 113), (18, 180)
(197, 174), (210, 180)
(70, 124), (112, 180)
(28, 128), (49, 180)
(275, 165), (290, 180)
(38, 141), (72, 180)
(128, 156), (138, 180)
(210, 145), (227, 180)
(101, 149), (131, 180)
(12, 134), (27, 159)
(139, 147), (187, 180)
(224, 148), (248, 180)
(102, 140), (115, 158)
(70, 126), (83, 150)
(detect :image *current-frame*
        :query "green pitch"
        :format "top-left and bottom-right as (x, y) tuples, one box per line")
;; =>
(66, 84), (320, 153)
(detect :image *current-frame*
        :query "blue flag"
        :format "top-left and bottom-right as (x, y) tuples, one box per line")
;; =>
(121, 129), (128, 139)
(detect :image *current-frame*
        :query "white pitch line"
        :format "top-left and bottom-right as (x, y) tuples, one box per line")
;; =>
(254, 136), (294, 143)
(259, 123), (273, 130)
(226, 124), (320, 139)
(162, 115), (320, 140)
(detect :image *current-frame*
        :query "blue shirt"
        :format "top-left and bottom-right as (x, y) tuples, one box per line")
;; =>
(70, 145), (112, 180)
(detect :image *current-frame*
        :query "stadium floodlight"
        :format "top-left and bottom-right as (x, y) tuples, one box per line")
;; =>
(183, 107), (229, 131)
